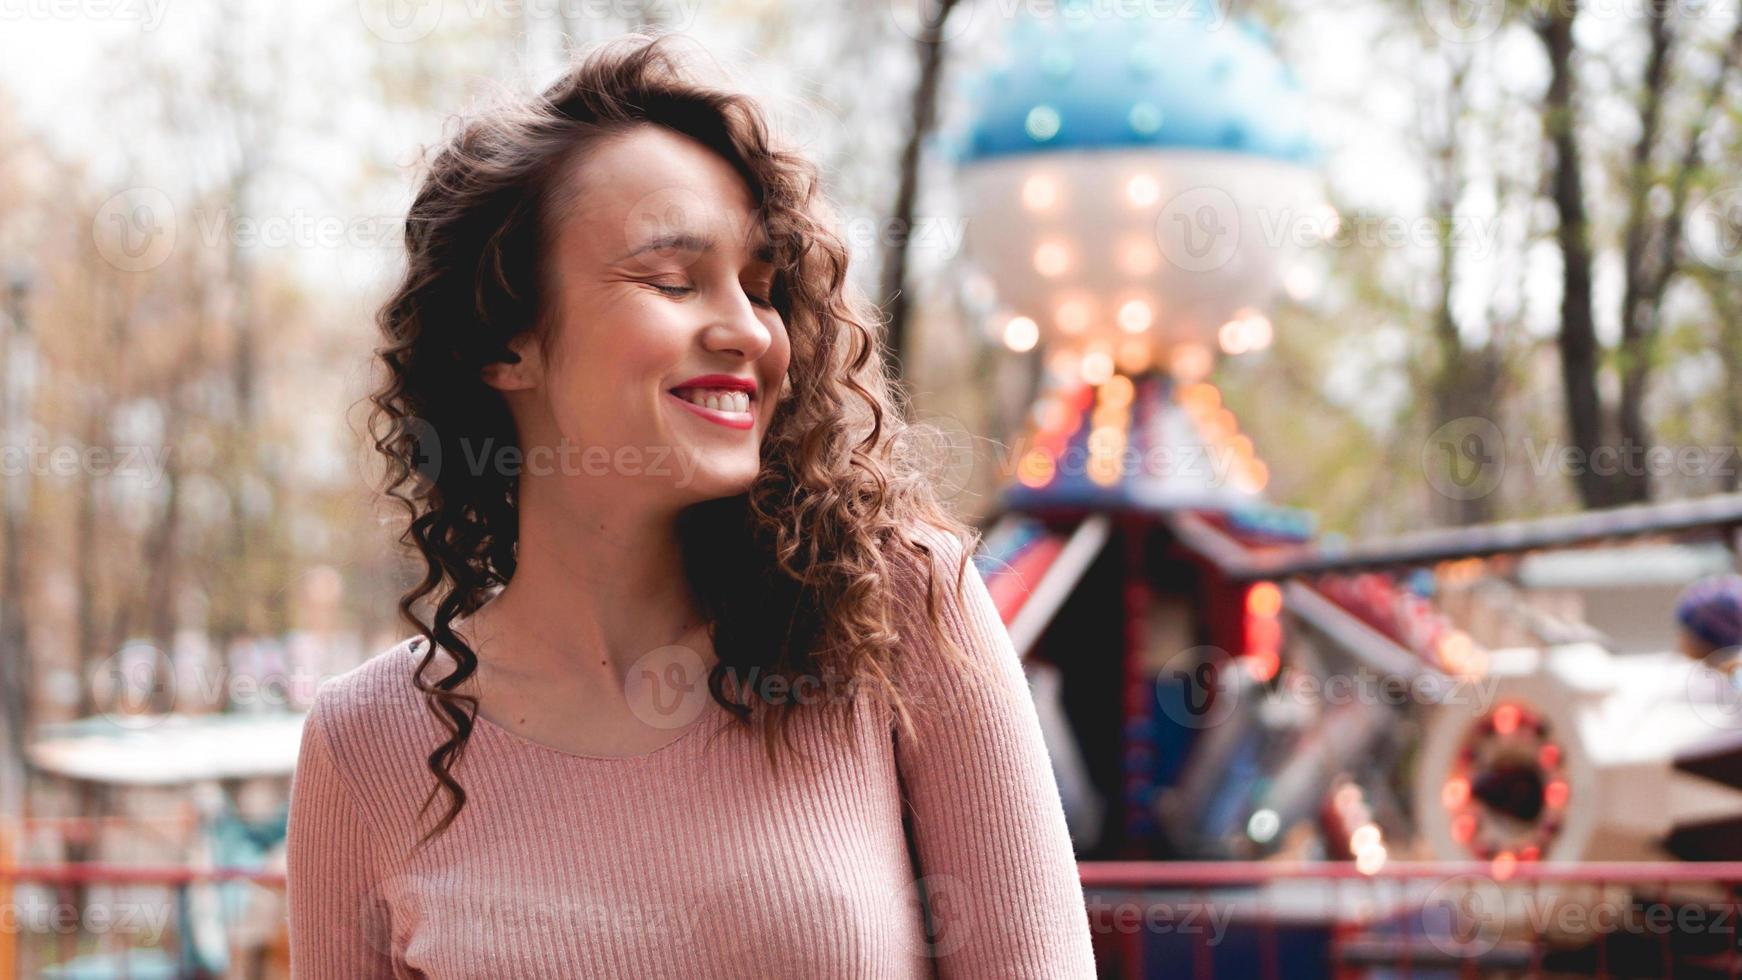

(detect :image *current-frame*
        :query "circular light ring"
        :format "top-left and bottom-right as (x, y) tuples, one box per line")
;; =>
(1442, 701), (1568, 862)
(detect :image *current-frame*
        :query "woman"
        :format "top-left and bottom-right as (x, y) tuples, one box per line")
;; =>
(285, 32), (1096, 979)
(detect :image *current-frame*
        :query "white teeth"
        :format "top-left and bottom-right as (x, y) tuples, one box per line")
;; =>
(676, 388), (750, 414)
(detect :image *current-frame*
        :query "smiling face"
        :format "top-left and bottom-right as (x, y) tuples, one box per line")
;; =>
(485, 124), (792, 507)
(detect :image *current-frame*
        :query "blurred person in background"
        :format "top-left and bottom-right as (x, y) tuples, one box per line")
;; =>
(1675, 573), (1742, 676)
(283, 32), (1095, 979)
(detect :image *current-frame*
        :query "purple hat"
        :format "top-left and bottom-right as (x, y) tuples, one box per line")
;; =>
(1676, 573), (1742, 652)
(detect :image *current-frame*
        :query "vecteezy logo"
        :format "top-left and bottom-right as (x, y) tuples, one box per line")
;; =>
(358, 0), (443, 44)
(1156, 187), (1240, 273)
(1155, 646), (1242, 730)
(91, 642), (177, 728)
(1422, 416), (1505, 501)
(93, 188), (176, 273)
(1419, 0), (1506, 45)
(888, 0), (974, 43)
(1421, 873), (1506, 956)
(898, 873), (972, 958)
(1688, 187), (1742, 272)
(1687, 652), (1742, 731)
(625, 643), (710, 730)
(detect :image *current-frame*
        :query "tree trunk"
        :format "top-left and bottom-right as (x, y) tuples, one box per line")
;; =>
(1537, 6), (1616, 509)
(878, 0), (963, 381)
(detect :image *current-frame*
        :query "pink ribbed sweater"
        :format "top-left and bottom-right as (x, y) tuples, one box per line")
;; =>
(285, 537), (1097, 978)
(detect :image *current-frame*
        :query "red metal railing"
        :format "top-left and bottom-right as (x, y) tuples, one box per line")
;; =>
(4, 859), (1742, 977)
(1080, 861), (1742, 979)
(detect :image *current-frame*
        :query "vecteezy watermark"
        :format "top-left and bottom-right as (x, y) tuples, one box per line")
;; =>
(900, 873), (974, 958)
(456, 438), (709, 486)
(836, 216), (966, 259)
(92, 189), (409, 269)
(1422, 416), (1506, 502)
(890, 0), (1240, 43)
(1150, 195), (1505, 274)
(1085, 896), (1236, 945)
(0, 440), (171, 486)
(0, 895), (173, 943)
(357, 0), (705, 44)
(1421, 872), (1742, 958)
(193, 205), (405, 252)
(1522, 437), (1739, 482)
(1686, 649), (1742, 730)
(1689, 185), (1742, 272)
(1419, 418), (1742, 501)
(386, 422), (728, 487)
(0, 0), (170, 30)
(1419, 0), (1737, 46)
(1256, 207), (1503, 256)
(92, 187), (176, 273)
(625, 642), (872, 731)
(1156, 647), (1498, 730)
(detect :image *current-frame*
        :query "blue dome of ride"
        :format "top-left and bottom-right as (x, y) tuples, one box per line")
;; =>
(953, 0), (1317, 165)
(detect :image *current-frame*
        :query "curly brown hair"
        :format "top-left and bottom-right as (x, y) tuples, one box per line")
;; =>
(366, 32), (993, 851)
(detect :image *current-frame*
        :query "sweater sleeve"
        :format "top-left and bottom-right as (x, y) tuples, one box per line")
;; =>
(286, 690), (397, 978)
(892, 529), (1098, 979)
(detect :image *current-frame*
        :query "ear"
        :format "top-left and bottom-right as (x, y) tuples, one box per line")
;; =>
(481, 332), (542, 392)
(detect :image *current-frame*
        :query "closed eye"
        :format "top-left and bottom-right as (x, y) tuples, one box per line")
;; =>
(646, 280), (776, 309)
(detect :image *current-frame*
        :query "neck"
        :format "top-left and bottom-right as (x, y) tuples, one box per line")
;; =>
(466, 470), (705, 689)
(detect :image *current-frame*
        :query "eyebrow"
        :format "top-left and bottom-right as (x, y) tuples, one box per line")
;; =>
(614, 231), (776, 264)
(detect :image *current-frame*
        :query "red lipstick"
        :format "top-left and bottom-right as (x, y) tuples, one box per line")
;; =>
(670, 374), (758, 399)
(667, 374), (758, 431)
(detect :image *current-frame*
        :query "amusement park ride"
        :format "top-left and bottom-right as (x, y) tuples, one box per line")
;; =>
(948, 1), (1742, 975)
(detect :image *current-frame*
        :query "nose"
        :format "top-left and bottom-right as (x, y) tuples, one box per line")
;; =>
(701, 283), (774, 361)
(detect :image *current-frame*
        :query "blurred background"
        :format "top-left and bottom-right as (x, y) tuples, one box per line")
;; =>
(6, 0), (1742, 976)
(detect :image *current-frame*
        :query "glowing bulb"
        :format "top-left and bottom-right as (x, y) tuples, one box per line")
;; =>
(1021, 174), (1060, 212)
(1116, 339), (1152, 374)
(1116, 237), (1157, 276)
(1125, 173), (1160, 208)
(1003, 316), (1039, 352)
(1355, 843), (1388, 876)
(1246, 582), (1283, 618)
(1247, 809), (1280, 844)
(1100, 373), (1135, 409)
(1284, 263), (1320, 302)
(1350, 823), (1381, 853)
(1492, 704), (1521, 736)
(1181, 382), (1221, 413)
(1169, 343), (1212, 383)
(1017, 448), (1056, 488)
(1117, 300), (1152, 334)
(1055, 299), (1092, 335)
(1218, 317), (1250, 355)
(1026, 105), (1061, 142)
(1218, 309), (1274, 355)
(1080, 348), (1114, 385)
(1310, 202), (1342, 240)
(1243, 312), (1274, 351)
(1033, 240), (1071, 278)
(1244, 459), (1270, 491)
